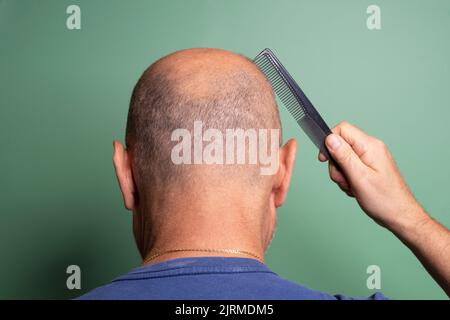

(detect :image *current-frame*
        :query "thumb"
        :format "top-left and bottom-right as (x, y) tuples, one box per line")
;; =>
(325, 134), (366, 183)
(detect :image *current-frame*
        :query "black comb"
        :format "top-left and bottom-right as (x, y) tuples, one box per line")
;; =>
(254, 48), (332, 159)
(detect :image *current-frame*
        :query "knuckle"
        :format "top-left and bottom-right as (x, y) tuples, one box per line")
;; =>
(374, 138), (388, 151)
(329, 166), (342, 183)
(339, 121), (350, 128)
(376, 138), (385, 147)
(338, 121), (355, 139)
(337, 121), (350, 132)
(330, 172), (341, 184)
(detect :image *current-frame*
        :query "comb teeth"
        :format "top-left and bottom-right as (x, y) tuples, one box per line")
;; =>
(254, 54), (306, 122)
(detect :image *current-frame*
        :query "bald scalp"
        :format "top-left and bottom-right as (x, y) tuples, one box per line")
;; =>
(126, 48), (281, 190)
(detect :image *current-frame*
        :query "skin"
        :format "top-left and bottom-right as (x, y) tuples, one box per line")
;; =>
(112, 138), (296, 264)
(115, 49), (293, 263)
(113, 49), (450, 297)
(319, 122), (450, 297)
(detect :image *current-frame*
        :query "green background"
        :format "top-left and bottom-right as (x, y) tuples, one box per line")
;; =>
(1, 0), (449, 299)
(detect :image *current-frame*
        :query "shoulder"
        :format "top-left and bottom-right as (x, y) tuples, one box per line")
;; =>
(76, 261), (388, 300)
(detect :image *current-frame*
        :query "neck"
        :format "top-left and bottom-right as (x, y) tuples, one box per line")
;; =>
(137, 187), (271, 266)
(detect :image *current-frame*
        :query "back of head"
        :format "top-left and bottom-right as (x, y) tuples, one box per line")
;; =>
(126, 48), (281, 198)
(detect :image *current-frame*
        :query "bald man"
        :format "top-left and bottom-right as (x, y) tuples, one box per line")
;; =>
(79, 48), (450, 300)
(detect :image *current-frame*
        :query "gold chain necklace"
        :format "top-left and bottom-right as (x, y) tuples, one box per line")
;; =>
(143, 248), (263, 264)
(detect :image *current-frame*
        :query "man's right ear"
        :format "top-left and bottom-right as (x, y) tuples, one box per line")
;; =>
(112, 140), (137, 211)
(272, 138), (297, 208)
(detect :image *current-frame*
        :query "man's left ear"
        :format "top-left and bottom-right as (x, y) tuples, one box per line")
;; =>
(273, 138), (297, 208)
(112, 140), (137, 211)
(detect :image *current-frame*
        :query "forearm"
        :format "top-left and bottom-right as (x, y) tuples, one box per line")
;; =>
(388, 206), (450, 297)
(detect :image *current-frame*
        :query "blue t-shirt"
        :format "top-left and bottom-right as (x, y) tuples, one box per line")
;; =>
(78, 257), (387, 300)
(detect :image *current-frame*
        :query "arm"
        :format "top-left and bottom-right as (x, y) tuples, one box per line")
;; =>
(319, 121), (450, 297)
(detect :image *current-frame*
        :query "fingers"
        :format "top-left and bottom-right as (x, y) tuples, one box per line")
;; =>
(329, 161), (348, 187)
(328, 161), (346, 185)
(332, 122), (373, 159)
(319, 122), (372, 162)
(325, 133), (367, 184)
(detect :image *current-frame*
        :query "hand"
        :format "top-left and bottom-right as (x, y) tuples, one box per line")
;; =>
(319, 121), (450, 297)
(319, 121), (426, 229)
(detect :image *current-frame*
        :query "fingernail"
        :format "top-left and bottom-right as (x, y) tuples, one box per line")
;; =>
(327, 134), (341, 150)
